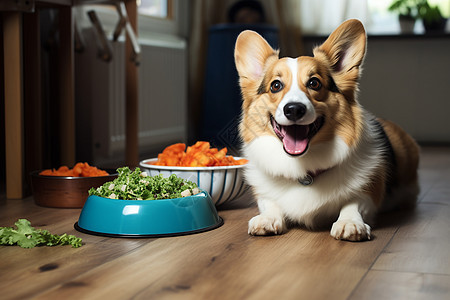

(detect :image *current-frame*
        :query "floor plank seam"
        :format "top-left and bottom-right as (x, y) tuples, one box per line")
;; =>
(419, 201), (450, 206)
(368, 268), (450, 277)
(417, 182), (435, 204)
(347, 226), (401, 299)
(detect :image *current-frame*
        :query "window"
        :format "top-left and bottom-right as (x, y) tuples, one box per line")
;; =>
(367, 0), (449, 34)
(75, 0), (187, 43)
(138, 0), (170, 19)
(299, 0), (449, 35)
(137, 0), (179, 39)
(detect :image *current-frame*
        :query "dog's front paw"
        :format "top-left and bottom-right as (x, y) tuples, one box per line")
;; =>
(330, 219), (371, 241)
(248, 215), (284, 235)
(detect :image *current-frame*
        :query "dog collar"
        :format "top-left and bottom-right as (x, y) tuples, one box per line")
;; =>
(298, 168), (329, 186)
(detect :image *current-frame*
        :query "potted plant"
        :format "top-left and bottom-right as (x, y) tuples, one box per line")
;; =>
(388, 0), (420, 33)
(418, 1), (448, 33)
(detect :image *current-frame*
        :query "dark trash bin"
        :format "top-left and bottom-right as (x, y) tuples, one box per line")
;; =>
(200, 24), (279, 154)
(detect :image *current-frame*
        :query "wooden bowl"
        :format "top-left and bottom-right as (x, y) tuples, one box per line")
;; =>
(30, 170), (117, 208)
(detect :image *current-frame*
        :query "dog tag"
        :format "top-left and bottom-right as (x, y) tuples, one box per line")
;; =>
(299, 174), (313, 186)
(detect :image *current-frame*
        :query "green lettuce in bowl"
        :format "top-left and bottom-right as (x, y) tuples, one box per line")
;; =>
(89, 167), (200, 200)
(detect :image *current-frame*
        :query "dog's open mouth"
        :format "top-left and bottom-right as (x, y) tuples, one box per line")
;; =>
(270, 115), (324, 156)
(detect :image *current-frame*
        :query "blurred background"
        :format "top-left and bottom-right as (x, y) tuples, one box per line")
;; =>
(1, 0), (450, 198)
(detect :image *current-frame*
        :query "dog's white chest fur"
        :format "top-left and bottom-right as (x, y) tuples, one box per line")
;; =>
(243, 119), (381, 229)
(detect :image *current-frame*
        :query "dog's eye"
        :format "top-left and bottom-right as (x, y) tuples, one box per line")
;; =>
(307, 78), (322, 91)
(270, 80), (284, 93)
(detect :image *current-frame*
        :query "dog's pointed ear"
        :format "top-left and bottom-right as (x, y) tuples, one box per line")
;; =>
(316, 19), (366, 73)
(314, 19), (366, 98)
(234, 30), (278, 82)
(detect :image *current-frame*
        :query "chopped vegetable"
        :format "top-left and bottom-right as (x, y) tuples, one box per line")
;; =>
(89, 167), (200, 200)
(39, 162), (109, 177)
(150, 141), (248, 167)
(0, 219), (83, 248)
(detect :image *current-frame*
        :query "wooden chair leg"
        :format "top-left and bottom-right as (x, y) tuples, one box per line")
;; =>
(3, 12), (24, 199)
(58, 6), (75, 167)
(125, 0), (139, 167)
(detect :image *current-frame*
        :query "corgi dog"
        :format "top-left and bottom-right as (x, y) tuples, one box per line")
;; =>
(234, 19), (419, 241)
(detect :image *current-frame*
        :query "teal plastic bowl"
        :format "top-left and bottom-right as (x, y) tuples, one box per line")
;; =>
(74, 190), (223, 238)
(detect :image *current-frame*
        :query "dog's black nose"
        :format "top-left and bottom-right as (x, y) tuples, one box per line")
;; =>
(284, 103), (306, 121)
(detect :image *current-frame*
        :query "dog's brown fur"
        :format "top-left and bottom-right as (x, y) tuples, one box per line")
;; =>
(234, 19), (419, 240)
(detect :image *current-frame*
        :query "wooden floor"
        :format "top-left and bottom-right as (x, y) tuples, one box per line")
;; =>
(0, 146), (449, 300)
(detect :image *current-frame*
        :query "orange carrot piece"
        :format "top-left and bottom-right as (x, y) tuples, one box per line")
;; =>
(39, 162), (109, 177)
(149, 142), (248, 167)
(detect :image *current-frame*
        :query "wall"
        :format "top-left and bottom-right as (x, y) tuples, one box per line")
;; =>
(75, 28), (188, 166)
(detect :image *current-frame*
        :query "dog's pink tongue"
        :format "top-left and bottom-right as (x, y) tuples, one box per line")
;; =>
(282, 125), (309, 155)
